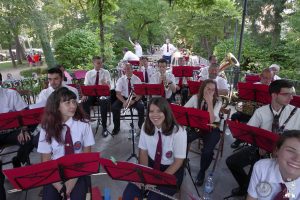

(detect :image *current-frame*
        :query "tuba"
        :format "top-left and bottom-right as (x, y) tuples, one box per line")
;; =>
(219, 53), (240, 72)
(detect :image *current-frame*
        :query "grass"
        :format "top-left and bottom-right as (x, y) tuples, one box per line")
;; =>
(0, 61), (28, 71)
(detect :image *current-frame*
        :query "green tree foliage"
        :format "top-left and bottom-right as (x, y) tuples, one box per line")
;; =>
(54, 29), (99, 68)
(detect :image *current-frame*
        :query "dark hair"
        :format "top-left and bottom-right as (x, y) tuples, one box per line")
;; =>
(157, 58), (168, 65)
(144, 97), (179, 136)
(41, 87), (88, 144)
(208, 55), (216, 62)
(48, 67), (63, 78)
(140, 56), (148, 61)
(276, 130), (300, 150)
(197, 79), (218, 109)
(123, 47), (128, 52)
(269, 79), (294, 95)
(56, 64), (64, 69)
(92, 56), (103, 62)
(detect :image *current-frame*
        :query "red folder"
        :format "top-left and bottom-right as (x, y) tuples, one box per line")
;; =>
(99, 158), (176, 187)
(20, 108), (44, 126)
(290, 95), (300, 108)
(133, 71), (144, 82)
(227, 120), (279, 153)
(3, 153), (100, 190)
(170, 104), (211, 132)
(172, 66), (194, 77)
(80, 85), (110, 97)
(0, 111), (21, 131)
(187, 80), (203, 95)
(245, 74), (260, 83)
(237, 82), (255, 101)
(254, 84), (271, 104)
(133, 84), (165, 96)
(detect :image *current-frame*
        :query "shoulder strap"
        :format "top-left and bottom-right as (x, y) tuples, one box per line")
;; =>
(279, 107), (298, 133)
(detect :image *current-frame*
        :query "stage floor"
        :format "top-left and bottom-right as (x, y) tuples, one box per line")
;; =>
(3, 106), (247, 200)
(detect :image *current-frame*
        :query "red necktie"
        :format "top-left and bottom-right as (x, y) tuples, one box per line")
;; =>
(128, 78), (132, 95)
(64, 124), (74, 155)
(153, 131), (162, 170)
(95, 71), (99, 85)
(178, 77), (183, 87)
(145, 69), (149, 83)
(274, 183), (288, 200)
(167, 44), (169, 52)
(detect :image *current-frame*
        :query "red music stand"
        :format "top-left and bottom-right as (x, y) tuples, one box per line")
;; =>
(99, 158), (177, 198)
(254, 84), (271, 105)
(187, 80), (203, 95)
(291, 95), (300, 108)
(133, 84), (165, 96)
(80, 85), (111, 135)
(245, 74), (260, 83)
(237, 82), (255, 101)
(3, 153), (100, 198)
(170, 104), (211, 133)
(128, 60), (140, 66)
(227, 120), (279, 153)
(20, 108), (44, 126)
(172, 66), (194, 77)
(0, 111), (20, 131)
(133, 71), (144, 82)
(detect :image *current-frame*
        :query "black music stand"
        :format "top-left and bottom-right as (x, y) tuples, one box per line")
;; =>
(3, 152), (100, 200)
(170, 104), (211, 198)
(99, 158), (177, 199)
(81, 85), (112, 136)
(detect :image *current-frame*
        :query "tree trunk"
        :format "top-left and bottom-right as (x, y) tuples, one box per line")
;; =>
(14, 34), (26, 60)
(98, 0), (105, 58)
(271, 0), (285, 47)
(31, 11), (56, 68)
(9, 45), (17, 68)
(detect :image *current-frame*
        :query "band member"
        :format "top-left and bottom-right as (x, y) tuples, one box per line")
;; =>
(269, 64), (281, 81)
(129, 36), (143, 58)
(37, 68), (79, 106)
(38, 87), (95, 200)
(199, 63), (229, 96)
(0, 87), (33, 200)
(123, 97), (187, 200)
(160, 39), (177, 65)
(226, 80), (300, 197)
(198, 55), (218, 80)
(184, 79), (222, 186)
(150, 58), (176, 102)
(122, 47), (139, 62)
(111, 63), (144, 135)
(246, 130), (300, 200)
(57, 64), (72, 84)
(82, 56), (111, 137)
(175, 57), (192, 105)
(139, 56), (155, 83)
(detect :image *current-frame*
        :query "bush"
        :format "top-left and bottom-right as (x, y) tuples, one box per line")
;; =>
(20, 68), (48, 77)
(54, 29), (99, 69)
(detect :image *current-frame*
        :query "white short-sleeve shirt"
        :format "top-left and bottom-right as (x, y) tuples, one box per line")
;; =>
(37, 118), (95, 160)
(248, 104), (300, 131)
(139, 66), (156, 82)
(138, 125), (187, 165)
(184, 94), (222, 122)
(248, 159), (300, 200)
(37, 83), (79, 106)
(122, 51), (139, 61)
(199, 76), (229, 91)
(134, 44), (143, 57)
(149, 72), (176, 99)
(115, 74), (142, 98)
(0, 88), (28, 113)
(84, 68), (111, 86)
(160, 43), (176, 57)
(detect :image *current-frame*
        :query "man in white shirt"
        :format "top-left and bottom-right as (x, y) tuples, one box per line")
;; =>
(139, 56), (156, 83)
(129, 37), (143, 57)
(37, 68), (79, 107)
(226, 79), (300, 197)
(199, 63), (229, 96)
(199, 55), (218, 80)
(82, 56), (111, 137)
(160, 39), (177, 65)
(150, 58), (176, 102)
(269, 63), (281, 80)
(122, 47), (139, 61)
(111, 63), (145, 135)
(0, 88), (33, 200)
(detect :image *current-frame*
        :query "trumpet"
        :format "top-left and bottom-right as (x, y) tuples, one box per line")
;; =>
(122, 90), (136, 114)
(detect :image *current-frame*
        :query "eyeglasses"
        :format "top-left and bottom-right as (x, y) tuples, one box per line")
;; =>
(278, 92), (296, 97)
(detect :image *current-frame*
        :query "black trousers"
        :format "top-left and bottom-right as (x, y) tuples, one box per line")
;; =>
(226, 146), (260, 190)
(187, 128), (220, 179)
(111, 99), (144, 131)
(82, 96), (110, 129)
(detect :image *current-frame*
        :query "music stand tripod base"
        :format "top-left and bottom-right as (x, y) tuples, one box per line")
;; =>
(126, 107), (138, 162)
